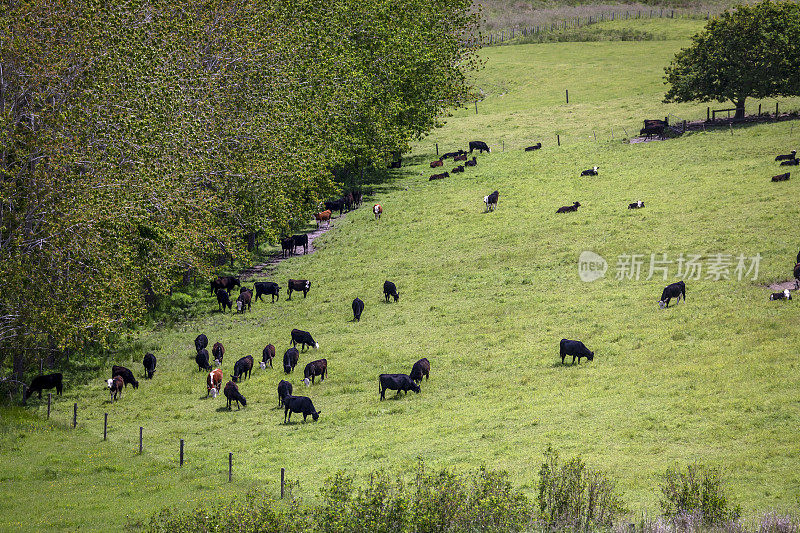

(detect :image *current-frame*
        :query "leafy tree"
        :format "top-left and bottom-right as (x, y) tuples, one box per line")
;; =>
(664, 0), (800, 119)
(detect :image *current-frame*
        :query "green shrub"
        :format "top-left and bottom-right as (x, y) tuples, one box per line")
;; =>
(659, 463), (741, 526)
(536, 446), (626, 530)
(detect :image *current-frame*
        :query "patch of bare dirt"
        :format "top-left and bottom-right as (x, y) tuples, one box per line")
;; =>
(767, 279), (797, 292)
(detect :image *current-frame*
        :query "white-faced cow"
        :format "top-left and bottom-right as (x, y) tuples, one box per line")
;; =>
(581, 166), (599, 176)
(770, 289), (792, 301)
(107, 376), (124, 402)
(236, 289), (252, 314)
(628, 200), (644, 209)
(659, 281), (686, 309)
(484, 190), (499, 212)
(207, 368), (223, 398)
(212, 342), (225, 367)
(559, 339), (594, 365)
(261, 344), (275, 369)
(287, 279), (311, 300)
(303, 359), (327, 386)
(373, 204), (382, 220)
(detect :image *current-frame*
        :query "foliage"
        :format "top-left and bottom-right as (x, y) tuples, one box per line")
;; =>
(659, 463), (742, 526)
(537, 446), (626, 530)
(664, 0), (800, 118)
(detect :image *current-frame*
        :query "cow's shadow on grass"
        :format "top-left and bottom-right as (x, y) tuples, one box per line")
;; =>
(215, 405), (243, 412)
(550, 361), (591, 368)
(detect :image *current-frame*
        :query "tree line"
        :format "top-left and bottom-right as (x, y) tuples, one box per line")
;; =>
(0, 0), (479, 381)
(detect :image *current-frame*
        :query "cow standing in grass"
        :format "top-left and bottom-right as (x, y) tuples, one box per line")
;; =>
(207, 368), (223, 398)
(196, 349), (212, 372)
(24, 373), (63, 404)
(303, 359), (327, 386)
(261, 344), (275, 369)
(559, 339), (594, 365)
(410, 358), (430, 383)
(352, 297), (364, 321)
(224, 381), (247, 410)
(107, 376), (124, 402)
(379, 374), (420, 400)
(232, 356), (254, 382)
(217, 289), (232, 312)
(383, 281), (399, 303)
(195, 334), (208, 352)
(287, 279), (311, 300)
(283, 348), (300, 374)
(278, 380), (293, 407)
(659, 281), (686, 309)
(254, 281), (280, 303)
(143, 353), (156, 379)
(112, 366), (139, 389)
(212, 342), (225, 366)
(283, 395), (321, 423)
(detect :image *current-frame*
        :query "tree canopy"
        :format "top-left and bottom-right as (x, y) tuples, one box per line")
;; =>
(0, 0), (479, 379)
(664, 0), (800, 118)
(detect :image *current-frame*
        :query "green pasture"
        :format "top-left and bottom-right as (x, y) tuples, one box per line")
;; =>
(3, 17), (800, 531)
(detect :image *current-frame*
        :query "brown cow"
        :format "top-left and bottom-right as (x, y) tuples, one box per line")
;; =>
(315, 209), (332, 228)
(207, 368), (223, 398)
(430, 159), (443, 168)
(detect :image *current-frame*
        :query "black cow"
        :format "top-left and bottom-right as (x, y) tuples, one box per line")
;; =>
(278, 380), (293, 407)
(441, 150), (466, 159)
(325, 199), (345, 215)
(451, 165), (465, 173)
(195, 333), (208, 352)
(232, 355), (254, 382)
(23, 373), (63, 404)
(281, 237), (294, 258)
(196, 349), (212, 372)
(525, 143), (542, 151)
(484, 190), (499, 212)
(429, 172), (449, 181)
(776, 150), (797, 161)
(659, 280), (686, 309)
(291, 328), (318, 351)
(210, 276), (240, 294)
(283, 347), (300, 374)
(352, 297), (364, 321)
(212, 342), (225, 366)
(143, 353), (157, 379)
(236, 289), (252, 314)
(409, 358), (430, 383)
(224, 381), (247, 410)
(293, 234), (309, 255)
(112, 365), (139, 389)
(780, 158), (799, 166)
(556, 202), (581, 213)
(469, 141), (491, 153)
(261, 344), (275, 369)
(283, 395), (321, 423)
(287, 279), (311, 300)
(465, 157), (477, 167)
(581, 166), (599, 176)
(628, 200), (644, 209)
(254, 281), (280, 302)
(770, 289), (792, 300)
(797, 250), (800, 264)
(383, 280), (399, 302)
(794, 263), (800, 290)
(772, 172), (790, 182)
(303, 359), (327, 385)
(217, 288), (232, 312)
(379, 373), (420, 400)
(559, 339), (594, 365)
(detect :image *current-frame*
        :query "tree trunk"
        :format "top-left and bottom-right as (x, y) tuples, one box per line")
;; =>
(734, 98), (746, 120)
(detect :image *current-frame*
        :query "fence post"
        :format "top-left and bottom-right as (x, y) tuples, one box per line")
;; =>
(47, 393), (51, 419)
(707, 107), (710, 121)
(229, 453), (233, 482)
(758, 103), (761, 116)
(557, 134), (560, 146)
(139, 427), (143, 454)
(502, 140), (504, 152)
(104, 413), (108, 440)
(566, 89), (569, 103)
(435, 143), (438, 156)
(593, 130), (597, 142)
(73, 403), (77, 428)
(281, 467), (285, 498)
(776, 102), (779, 117)
(475, 101), (478, 115)
(180, 439), (184, 466)
(683, 120), (687, 132)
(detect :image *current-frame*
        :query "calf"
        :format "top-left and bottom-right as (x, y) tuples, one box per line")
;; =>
(430, 159), (443, 168)
(484, 190), (499, 212)
(236, 289), (252, 313)
(232, 355), (254, 382)
(464, 157), (477, 167)
(281, 237), (294, 258)
(291, 328), (318, 351)
(277, 380), (293, 407)
(24, 373), (63, 404)
(287, 279), (311, 300)
(112, 365), (139, 389)
(283, 347), (300, 374)
(525, 143), (542, 151)
(217, 288), (232, 312)
(775, 150), (797, 161)
(556, 202), (581, 213)
(314, 210), (332, 228)
(373, 204), (382, 220)
(772, 172), (790, 182)
(469, 141), (491, 153)
(254, 281), (280, 302)
(143, 353), (157, 379)
(429, 172), (449, 181)
(780, 158), (799, 166)
(628, 200), (644, 209)
(195, 333), (208, 352)
(107, 376), (124, 402)
(409, 358), (430, 383)
(207, 368), (223, 398)
(261, 344), (275, 369)
(283, 395), (321, 423)
(559, 339), (594, 365)
(383, 280), (399, 302)
(442, 150), (465, 159)
(212, 342), (225, 366)
(770, 289), (792, 301)
(292, 234), (309, 255)
(581, 166), (599, 176)
(659, 280), (686, 309)
(303, 359), (327, 386)
(451, 165), (465, 173)
(352, 297), (364, 321)
(196, 349), (212, 372)
(224, 380), (247, 410)
(454, 153), (468, 162)
(379, 373), (420, 400)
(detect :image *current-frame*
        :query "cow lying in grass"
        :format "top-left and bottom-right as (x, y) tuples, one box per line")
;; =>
(525, 143), (542, 151)
(628, 200), (644, 209)
(581, 166), (599, 176)
(557, 202), (581, 213)
(772, 172), (790, 182)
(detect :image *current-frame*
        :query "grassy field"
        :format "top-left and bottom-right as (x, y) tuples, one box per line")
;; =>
(3, 18), (800, 531)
